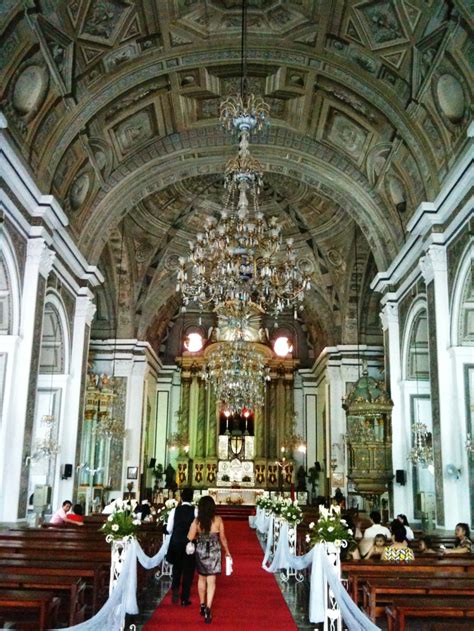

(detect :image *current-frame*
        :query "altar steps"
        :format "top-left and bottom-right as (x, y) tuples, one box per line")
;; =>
(215, 505), (255, 520)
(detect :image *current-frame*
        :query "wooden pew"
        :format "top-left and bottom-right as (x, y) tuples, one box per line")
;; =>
(342, 558), (474, 603)
(0, 589), (60, 631)
(1, 559), (108, 614)
(362, 576), (474, 621)
(0, 573), (86, 626)
(385, 596), (474, 631)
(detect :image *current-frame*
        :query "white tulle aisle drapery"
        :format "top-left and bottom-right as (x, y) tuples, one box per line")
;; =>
(260, 520), (380, 631)
(54, 536), (169, 631)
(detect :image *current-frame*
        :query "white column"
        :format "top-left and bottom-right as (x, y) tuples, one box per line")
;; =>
(56, 290), (96, 505)
(326, 364), (347, 494)
(420, 245), (460, 528)
(0, 238), (55, 520)
(122, 358), (148, 497)
(380, 301), (411, 514)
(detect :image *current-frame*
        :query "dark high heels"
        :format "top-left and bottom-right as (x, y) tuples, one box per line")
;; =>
(204, 606), (212, 624)
(200, 603), (206, 616)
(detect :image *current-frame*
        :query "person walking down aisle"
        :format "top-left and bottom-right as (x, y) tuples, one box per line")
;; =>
(166, 488), (197, 606)
(188, 495), (231, 625)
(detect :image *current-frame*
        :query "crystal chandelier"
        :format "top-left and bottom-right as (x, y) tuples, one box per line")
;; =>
(176, 119), (311, 317)
(407, 421), (433, 466)
(31, 414), (60, 461)
(202, 339), (270, 413)
(96, 413), (126, 440)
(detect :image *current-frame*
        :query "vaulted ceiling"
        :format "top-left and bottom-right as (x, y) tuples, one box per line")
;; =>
(1, 0), (471, 357)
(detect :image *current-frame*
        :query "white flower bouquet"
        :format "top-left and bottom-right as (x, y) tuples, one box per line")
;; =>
(279, 498), (303, 526)
(306, 504), (354, 547)
(256, 496), (273, 511)
(101, 498), (141, 541)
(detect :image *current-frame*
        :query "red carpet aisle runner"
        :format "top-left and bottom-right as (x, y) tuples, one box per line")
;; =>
(142, 519), (298, 630)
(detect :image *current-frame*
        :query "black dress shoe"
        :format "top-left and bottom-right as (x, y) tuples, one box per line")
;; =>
(181, 599), (192, 606)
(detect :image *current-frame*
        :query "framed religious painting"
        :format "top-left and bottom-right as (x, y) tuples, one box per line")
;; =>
(127, 466), (138, 480)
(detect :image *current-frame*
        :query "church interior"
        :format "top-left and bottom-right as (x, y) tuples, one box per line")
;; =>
(0, 0), (473, 628)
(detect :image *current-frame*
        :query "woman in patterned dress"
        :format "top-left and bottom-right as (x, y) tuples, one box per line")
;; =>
(381, 525), (415, 563)
(187, 495), (231, 624)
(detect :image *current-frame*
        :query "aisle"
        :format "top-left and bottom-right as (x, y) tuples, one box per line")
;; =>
(142, 519), (298, 629)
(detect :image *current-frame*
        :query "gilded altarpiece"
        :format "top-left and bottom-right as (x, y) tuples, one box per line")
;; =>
(175, 353), (298, 491)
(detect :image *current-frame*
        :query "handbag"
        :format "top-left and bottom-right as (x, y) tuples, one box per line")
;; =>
(185, 541), (196, 555)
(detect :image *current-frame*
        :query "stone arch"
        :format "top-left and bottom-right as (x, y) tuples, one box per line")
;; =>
(450, 242), (474, 347)
(40, 292), (70, 375)
(0, 229), (21, 337)
(402, 299), (429, 382)
(78, 133), (400, 271)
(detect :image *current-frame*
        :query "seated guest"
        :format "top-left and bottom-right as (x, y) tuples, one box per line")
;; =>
(364, 534), (388, 559)
(359, 510), (391, 557)
(67, 504), (84, 526)
(443, 522), (472, 555)
(418, 535), (437, 554)
(381, 525), (415, 563)
(49, 499), (72, 526)
(396, 514), (415, 540)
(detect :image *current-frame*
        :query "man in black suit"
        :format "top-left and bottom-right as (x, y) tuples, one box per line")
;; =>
(166, 487), (196, 605)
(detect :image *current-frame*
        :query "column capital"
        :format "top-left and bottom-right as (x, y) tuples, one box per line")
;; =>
(419, 244), (447, 283)
(26, 238), (55, 278)
(75, 294), (96, 326)
(380, 302), (399, 331)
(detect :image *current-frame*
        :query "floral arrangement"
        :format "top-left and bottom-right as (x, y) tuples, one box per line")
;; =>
(269, 495), (287, 516)
(279, 498), (303, 526)
(101, 498), (141, 541)
(256, 496), (273, 511)
(156, 498), (178, 524)
(226, 495), (243, 505)
(306, 504), (354, 547)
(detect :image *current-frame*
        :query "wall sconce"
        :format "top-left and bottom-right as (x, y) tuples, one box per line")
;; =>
(446, 464), (461, 480)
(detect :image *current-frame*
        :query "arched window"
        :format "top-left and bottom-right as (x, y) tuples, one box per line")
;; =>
(406, 309), (429, 380)
(39, 302), (65, 374)
(0, 254), (13, 335)
(457, 261), (474, 345)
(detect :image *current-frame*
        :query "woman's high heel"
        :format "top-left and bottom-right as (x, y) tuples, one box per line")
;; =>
(204, 606), (212, 624)
(200, 603), (206, 617)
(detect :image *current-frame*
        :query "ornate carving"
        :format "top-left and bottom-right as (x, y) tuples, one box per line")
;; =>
(26, 240), (55, 278)
(435, 74), (466, 124)
(112, 107), (155, 155)
(69, 172), (92, 210)
(325, 110), (370, 164)
(11, 64), (49, 118)
(356, 1), (406, 47)
(380, 302), (398, 331)
(80, 0), (133, 45)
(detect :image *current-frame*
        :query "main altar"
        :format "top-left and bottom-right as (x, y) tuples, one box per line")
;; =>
(171, 318), (300, 494)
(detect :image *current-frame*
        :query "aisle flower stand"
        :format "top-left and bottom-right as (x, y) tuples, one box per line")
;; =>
(108, 535), (134, 595)
(154, 533), (173, 580)
(271, 516), (281, 559)
(323, 541), (345, 631)
(280, 521), (304, 584)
